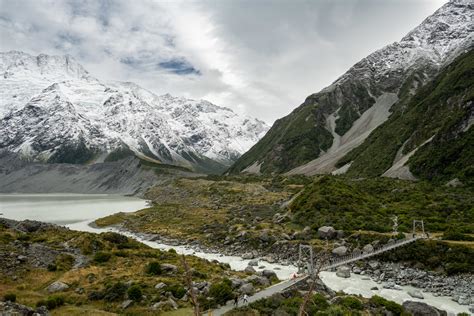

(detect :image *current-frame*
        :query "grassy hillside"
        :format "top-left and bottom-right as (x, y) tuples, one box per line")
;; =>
(337, 50), (474, 182)
(290, 176), (474, 233)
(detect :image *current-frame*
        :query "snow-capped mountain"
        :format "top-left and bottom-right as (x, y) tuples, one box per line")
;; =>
(230, 0), (473, 177)
(0, 51), (268, 173)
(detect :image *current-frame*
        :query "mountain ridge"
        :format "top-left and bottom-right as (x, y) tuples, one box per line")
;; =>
(228, 0), (473, 180)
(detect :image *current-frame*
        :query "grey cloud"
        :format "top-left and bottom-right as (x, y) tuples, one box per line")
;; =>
(0, 0), (446, 123)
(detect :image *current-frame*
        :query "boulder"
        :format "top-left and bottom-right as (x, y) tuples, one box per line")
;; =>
(352, 248), (362, 256)
(363, 244), (374, 254)
(242, 253), (254, 259)
(332, 246), (348, 256)
(121, 300), (133, 309)
(402, 301), (447, 316)
(408, 289), (424, 299)
(230, 278), (244, 289)
(336, 266), (351, 278)
(353, 267), (362, 274)
(46, 281), (69, 293)
(161, 264), (178, 274)
(445, 178), (463, 187)
(0, 302), (49, 316)
(239, 283), (254, 295)
(261, 270), (277, 280)
(245, 275), (270, 286)
(244, 266), (256, 273)
(155, 282), (167, 290)
(317, 226), (336, 239)
(248, 259), (258, 266)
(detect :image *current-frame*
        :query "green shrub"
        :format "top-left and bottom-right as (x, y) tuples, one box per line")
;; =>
(168, 248), (177, 254)
(127, 285), (142, 301)
(165, 284), (186, 299)
(311, 293), (329, 310)
(145, 261), (162, 275)
(442, 227), (474, 241)
(3, 293), (16, 302)
(315, 305), (347, 316)
(47, 264), (57, 272)
(37, 295), (65, 310)
(56, 253), (75, 271)
(370, 295), (404, 315)
(340, 296), (363, 310)
(93, 251), (111, 263)
(103, 282), (128, 302)
(102, 232), (128, 244)
(208, 279), (234, 306)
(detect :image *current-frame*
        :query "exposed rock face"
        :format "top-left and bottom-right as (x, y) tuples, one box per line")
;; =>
(402, 301), (447, 316)
(0, 301), (50, 315)
(229, 0), (473, 178)
(0, 151), (196, 195)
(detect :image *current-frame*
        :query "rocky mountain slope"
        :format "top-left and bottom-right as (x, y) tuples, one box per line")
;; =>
(228, 0), (473, 182)
(0, 51), (268, 174)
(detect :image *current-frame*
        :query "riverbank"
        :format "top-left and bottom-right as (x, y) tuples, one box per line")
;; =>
(70, 220), (474, 315)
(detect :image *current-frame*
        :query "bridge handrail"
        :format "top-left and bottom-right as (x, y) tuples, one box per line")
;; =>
(321, 236), (423, 271)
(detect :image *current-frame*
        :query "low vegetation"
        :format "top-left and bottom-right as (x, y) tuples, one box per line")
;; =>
(0, 221), (247, 315)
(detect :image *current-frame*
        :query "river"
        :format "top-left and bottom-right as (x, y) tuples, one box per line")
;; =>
(0, 194), (470, 315)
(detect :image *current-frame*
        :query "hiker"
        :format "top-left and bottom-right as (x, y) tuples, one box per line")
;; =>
(233, 295), (239, 307)
(243, 294), (249, 303)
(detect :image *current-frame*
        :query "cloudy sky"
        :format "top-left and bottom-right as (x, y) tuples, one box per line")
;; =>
(0, 0), (446, 123)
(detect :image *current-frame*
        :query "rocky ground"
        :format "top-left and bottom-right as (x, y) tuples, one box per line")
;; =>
(0, 218), (278, 315)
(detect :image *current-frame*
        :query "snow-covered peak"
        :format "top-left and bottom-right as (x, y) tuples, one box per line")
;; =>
(0, 51), (269, 173)
(334, 0), (473, 89)
(0, 51), (91, 80)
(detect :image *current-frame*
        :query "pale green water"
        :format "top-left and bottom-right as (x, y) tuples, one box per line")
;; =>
(0, 193), (148, 225)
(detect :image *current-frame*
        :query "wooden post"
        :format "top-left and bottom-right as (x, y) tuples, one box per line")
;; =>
(181, 255), (200, 316)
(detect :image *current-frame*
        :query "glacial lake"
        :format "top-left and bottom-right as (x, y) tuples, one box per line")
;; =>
(0, 193), (148, 225)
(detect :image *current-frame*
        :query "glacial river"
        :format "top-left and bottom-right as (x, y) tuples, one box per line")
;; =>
(0, 194), (470, 315)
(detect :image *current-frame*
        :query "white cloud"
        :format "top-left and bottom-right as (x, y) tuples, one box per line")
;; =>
(0, 0), (447, 123)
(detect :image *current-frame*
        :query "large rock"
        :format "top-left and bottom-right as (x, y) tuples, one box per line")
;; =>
(260, 270), (277, 280)
(363, 244), (374, 254)
(248, 259), (259, 266)
(408, 289), (424, 299)
(244, 266), (256, 273)
(161, 264), (178, 274)
(336, 266), (351, 278)
(239, 283), (254, 295)
(46, 281), (69, 293)
(0, 302), (49, 316)
(332, 246), (348, 256)
(245, 275), (270, 286)
(402, 301), (447, 316)
(121, 300), (133, 309)
(155, 282), (167, 290)
(317, 226), (336, 239)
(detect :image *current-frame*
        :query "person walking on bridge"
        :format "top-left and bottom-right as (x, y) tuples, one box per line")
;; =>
(243, 294), (249, 304)
(233, 295), (239, 307)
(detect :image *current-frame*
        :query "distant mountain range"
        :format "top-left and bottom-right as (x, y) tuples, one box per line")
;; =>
(0, 51), (268, 174)
(229, 0), (473, 184)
